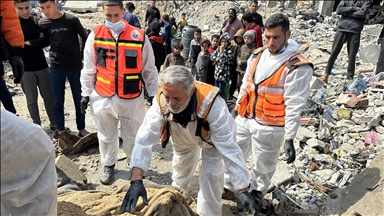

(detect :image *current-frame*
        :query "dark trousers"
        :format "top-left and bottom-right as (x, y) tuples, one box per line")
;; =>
(376, 41), (384, 74)
(325, 31), (361, 80)
(50, 67), (85, 131)
(0, 77), (16, 114)
(229, 66), (237, 96)
(215, 80), (226, 99)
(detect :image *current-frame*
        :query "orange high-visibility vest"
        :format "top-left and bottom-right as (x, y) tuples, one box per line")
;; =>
(237, 48), (313, 127)
(93, 21), (144, 99)
(157, 82), (220, 147)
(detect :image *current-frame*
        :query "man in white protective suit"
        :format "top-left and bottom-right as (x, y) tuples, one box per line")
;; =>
(228, 13), (313, 209)
(80, 0), (158, 185)
(1, 109), (57, 215)
(120, 65), (258, 216)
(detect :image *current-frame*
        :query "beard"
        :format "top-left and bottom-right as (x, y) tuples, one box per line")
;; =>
(169, 96), (191, 114)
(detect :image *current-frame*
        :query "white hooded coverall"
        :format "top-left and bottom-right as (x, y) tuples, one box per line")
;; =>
(81, 23), (159, 166)
(130, 91), (250, 216)
(225, 39), (313, 195)
(1, 109), (57, 216)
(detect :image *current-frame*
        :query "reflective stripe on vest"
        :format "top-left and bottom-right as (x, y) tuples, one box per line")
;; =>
(157, 82), (220, 147)
(238, 49), (313, 127)
(93, 21), (145, 99)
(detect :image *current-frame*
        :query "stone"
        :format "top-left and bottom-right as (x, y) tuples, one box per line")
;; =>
(368, 114), (382, 127)
(350, 125), (370, 133)
(336, 119), (356, 128)
(307, 138), (325, 149)
(296, 126), (317, 141)
(56, 155), (87, 188)
(375, 125), (384, 134)
(328, 171), (341, 186)
(62, 1), (102, 13)
(271, 162), (292, 186)
(340, 143), (358, 155)
(294, 209), (319, 215)
(313, 169), (335, 182)
(310, 77), (325, 90)
(335, 93), (353, 105)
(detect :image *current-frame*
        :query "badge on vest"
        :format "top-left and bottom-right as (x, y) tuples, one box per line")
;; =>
(130, 30), (141, 41)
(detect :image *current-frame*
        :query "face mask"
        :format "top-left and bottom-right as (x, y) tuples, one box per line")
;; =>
(104, 20), (124, 31)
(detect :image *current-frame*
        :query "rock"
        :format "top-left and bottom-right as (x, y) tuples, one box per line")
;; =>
(368, 114), (382, 127)
(313, 169), (335, 182)
(351, 113), (373, 125)
(310, 77), (325, 90)
(335, 93), (353, 105)
(270, 162), (292, 187)
(296, 126), (317, 141)
(336, 119), (356, 128)
(340, 143), (358, 155)
(307, 138), (325, 149)
(62, 1), (102, 13)
(375, 125), (384, 134)
(294, 208), (319, 215)
(56, 155), (87, 188)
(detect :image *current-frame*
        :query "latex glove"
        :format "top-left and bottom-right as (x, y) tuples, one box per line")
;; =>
(284, 139), (296, 164)
(80, 96), (89, 114)
(121, 180), (148, 213)
(9, 56), (24, 84)
(231, 109), (238, 119)
(239, 191), (258, 216)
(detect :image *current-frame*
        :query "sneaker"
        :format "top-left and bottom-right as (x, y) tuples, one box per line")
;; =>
(222, 188), (236, 200)
(100, 164), (115, 185)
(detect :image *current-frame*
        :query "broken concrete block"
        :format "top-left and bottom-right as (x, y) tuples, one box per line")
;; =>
(375, 125), (384, 134)
(307, 138), (325, 149)
(335, 93), (353, 105)
(310, 77), (325, 90)
(350, 125), (370, 133)
(56, 155), (87, 188)
(351, 113), (373, 125)
(368, 114), (382, 127)
(295, 126), (317, 141)
(271, 162), (292, 187)
(340, 143), (357, 155)
(294, 208), (319, 215)
(336, 119), (356, 128)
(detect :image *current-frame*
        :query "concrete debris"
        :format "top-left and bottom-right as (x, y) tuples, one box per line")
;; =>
(56, 155), (88, 189)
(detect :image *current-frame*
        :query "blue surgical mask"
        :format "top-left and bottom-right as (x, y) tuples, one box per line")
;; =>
(104, 20), (124, 31)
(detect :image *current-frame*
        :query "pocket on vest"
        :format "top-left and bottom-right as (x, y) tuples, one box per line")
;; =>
(123, 74), (141, 94)
(125, 50), (137, 68)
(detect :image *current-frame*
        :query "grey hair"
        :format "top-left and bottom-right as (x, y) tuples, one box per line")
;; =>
(159, 65), (195, 95)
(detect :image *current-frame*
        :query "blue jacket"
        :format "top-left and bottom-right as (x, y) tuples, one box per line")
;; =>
(123, 12), (141, 28)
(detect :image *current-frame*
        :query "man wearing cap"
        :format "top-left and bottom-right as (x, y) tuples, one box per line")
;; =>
(123, 2), (140, 28)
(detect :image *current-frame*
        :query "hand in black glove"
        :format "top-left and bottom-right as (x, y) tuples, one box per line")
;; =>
(121, 180), (148, 213)
(284, 139), (296, 164)
(147, 96), (154, 106)
(239, 191), (258, 216)
(9, 56), (24, 84)
(80, 96), (89, 114)
(231, 109), (238, 119)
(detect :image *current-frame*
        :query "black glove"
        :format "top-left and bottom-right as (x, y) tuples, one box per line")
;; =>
(80, 96), (89, 114)
(284, 139), (296, 164)
(121, 180), (148, 213)
(239, 191), (258, 216)
(147, 96), (154, 106)
(9, 56), (24, 84)
(231, 109), (238, 119)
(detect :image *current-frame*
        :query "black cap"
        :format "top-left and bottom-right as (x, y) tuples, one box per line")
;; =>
(126, 2), (135, 10)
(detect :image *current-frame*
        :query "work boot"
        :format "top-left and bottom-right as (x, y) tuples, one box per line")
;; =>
(250, 190), (263, 211)
(222, 188), (236, 200)
(100, 164), (115, 185)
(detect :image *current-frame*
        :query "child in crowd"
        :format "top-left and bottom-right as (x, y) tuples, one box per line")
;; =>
(210, 32), (233, 98)
(188, 28), (202, 75)
(237, 30), (256, 88)
(196, 39), (211, 83)
(178, 13), (188, 32)
(163, 41), (184, 69)
(207, 34), (220, 85)
(229, 29), (245, 100)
